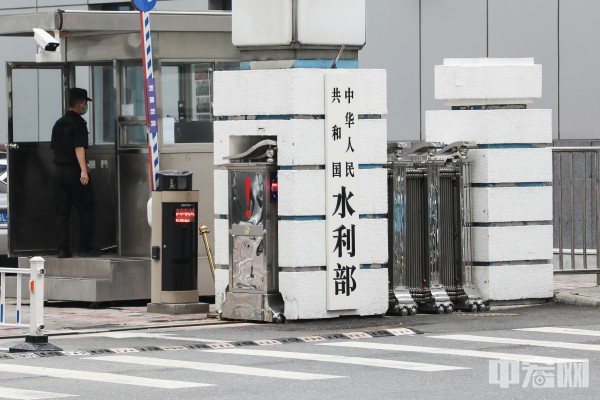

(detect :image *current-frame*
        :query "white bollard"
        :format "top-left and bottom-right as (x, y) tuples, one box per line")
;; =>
(8, 257), (61, 353)
(29, 256), (45, 336)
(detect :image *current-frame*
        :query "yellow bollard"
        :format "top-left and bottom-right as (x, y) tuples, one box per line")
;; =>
(199, 226), (218, 318)
(199, 225), (216, 281)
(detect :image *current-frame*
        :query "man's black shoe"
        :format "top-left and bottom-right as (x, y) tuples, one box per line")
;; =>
(79, 249), (102, 257)
(57, 250), (73, 259)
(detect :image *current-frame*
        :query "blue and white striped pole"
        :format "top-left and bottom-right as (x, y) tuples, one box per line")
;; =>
(133, 0), (160, 190)
(140, 11), (160, 190)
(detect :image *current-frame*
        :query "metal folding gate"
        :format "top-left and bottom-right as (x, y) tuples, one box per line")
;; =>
(388, 141), (487, 315)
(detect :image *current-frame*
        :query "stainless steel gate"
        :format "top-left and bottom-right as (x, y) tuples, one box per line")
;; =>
(388, 141), (487, 314)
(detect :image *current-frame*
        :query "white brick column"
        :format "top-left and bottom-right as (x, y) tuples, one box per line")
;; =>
(213, 69), (389, 319)
(426, 58), (553, 301)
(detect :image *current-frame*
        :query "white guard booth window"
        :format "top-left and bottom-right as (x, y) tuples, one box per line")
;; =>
(160, 62), (239, 145)
(12, 69), (62, 143)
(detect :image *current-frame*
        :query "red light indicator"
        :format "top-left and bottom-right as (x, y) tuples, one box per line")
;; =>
(245, 176), (252, 218)
(270, 176), (278, 201)
(175, 208), (195, 224)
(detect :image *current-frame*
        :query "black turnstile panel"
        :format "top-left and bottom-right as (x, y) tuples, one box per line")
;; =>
(161, 202), (198, 291)
(439, 172), (463, 288)
(406, 172), (429, 288)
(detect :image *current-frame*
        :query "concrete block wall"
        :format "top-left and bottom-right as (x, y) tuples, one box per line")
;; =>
(426, 58), (554, 301)
(213, 68), (389, 319)
(434, 58), (542, 106)
(213, 118), (387, 167)
(469, 148), (552, 183)
(471, 186), (553, 222)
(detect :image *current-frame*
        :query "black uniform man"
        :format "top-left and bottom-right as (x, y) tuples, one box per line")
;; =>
(51, 87), (100, 258)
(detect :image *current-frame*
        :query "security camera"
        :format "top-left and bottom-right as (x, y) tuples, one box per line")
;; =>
(33, 28), (60, 52)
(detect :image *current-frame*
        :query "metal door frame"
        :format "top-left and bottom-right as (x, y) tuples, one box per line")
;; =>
(6, 62), (68, 256)
(114, 60), (152, 256)
(69, 61), (119, 253)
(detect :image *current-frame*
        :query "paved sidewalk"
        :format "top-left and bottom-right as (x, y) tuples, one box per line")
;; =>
(0, 301), (223, 339)
(554, 281), (600, 307)
(1, 281), (597, 340)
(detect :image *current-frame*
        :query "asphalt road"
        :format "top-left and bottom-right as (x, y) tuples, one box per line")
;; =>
(0, 302), (598, 399)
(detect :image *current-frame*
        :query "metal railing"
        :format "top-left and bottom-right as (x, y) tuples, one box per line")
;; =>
(553, 147), (600, 282)
(0, 257), (46, 335)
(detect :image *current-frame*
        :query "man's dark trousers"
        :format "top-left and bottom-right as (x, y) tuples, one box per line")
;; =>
(54, 165), (95, 252)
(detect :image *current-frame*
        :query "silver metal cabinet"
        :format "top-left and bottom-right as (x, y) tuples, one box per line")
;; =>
(220, 141), (284, 323)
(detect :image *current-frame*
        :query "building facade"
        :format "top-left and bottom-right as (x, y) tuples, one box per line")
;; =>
(1, 0), (600, 143)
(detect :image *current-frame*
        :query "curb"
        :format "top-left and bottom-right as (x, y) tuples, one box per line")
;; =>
(554, 292), (600, 307)
(0, 319), (231, 341)
(0, 327), (421, 360)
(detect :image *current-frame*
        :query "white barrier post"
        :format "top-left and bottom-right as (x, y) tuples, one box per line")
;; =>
(9, 257), (62, 353)
(29, 256), (45, 336)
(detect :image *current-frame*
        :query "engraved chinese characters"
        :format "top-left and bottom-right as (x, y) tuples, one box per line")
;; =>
(325, 73), (360, 310)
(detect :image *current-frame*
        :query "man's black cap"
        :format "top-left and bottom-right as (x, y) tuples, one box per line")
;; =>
(69, 87), (92, 102)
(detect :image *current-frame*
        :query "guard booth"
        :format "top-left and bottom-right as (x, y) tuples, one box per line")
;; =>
(0, 10), (240, 302)
(219, 140), (285, 323)
(388, 141), (487, 314)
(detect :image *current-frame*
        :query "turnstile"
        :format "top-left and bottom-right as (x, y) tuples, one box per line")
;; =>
(219, 140), (285, 323)
(149, 171), (199, 306)
(388, 141), (487, 314)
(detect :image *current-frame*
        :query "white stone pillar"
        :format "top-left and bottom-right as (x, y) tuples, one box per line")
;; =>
(212, 69), (389, 319)
(426, 58), (554, 301)
(212, 0), (388, 320)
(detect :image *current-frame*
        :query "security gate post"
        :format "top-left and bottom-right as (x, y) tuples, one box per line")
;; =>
(147, 171), (209, 315)
(219, 140), (284, 323)
(455, 145), (487, 311)
(9, 257), (62, 353)
(387, 143), (418, 316)
(426, 153), (453, 313)
(29, 256), (44, 336)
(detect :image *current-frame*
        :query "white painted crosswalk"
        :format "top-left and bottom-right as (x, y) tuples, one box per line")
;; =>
(0, 387), (76, 400)
(207, 348), (468, 372)
(1, 324), (599, 398)
(318, 341), (583, 364)
(515, 326), (600, 337)
(432, 333), (600, 352)
(90, 355), (343, 380)
(0, 363), (208, 389)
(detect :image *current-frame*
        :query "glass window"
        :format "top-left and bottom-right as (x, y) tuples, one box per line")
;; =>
(121, 65), (146, 118)
(75, 65), (116, 145)
(75, 66), (91, 130)
(11, 68), (62, 143)
(93, 66), (116, 144)
(161, 61), (239, 145)
(119, 124), (147, 147)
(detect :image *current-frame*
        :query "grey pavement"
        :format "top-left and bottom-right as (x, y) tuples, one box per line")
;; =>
(0, 280), (597, 342)
(554, 280), (600, 307)
(0, 289), (599, 400)
(1, 303), (599, 400)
